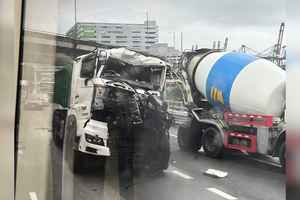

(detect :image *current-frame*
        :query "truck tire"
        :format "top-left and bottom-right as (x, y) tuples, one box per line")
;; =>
(279, 142), (286, 172)
(177, 126), (200, 152)
(52, 110), (61, 146)
(52, 110), (65, 148)
(156, 133), (170, 171)
(64, 115), (84, 174)
(134, 129), (170, 174)
(202, 127), (223, 158)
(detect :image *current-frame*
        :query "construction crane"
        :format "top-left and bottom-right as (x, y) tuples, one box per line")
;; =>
(274, 22), (285, 68)
(238, 23), (286, 69)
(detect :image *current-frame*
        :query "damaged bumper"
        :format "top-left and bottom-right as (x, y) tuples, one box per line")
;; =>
(78, 120), (110, 156)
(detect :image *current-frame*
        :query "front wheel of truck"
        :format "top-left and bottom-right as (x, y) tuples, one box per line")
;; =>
(52, 110), (64, 148)
(64, 115), (84, 174)
(134, 129), (170, 174)
(177, 126), (201, 152)
(156, 133), (170, 171)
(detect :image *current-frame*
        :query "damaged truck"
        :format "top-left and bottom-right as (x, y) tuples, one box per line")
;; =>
(52, 48), (172, 173)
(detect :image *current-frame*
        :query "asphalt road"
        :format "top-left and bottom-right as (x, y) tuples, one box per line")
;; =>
(16, 107), (285, 200)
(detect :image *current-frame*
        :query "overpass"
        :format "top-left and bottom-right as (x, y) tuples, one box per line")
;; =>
(22, 29), (118, 64)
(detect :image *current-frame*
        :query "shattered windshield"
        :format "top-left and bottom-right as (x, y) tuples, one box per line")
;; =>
(100, 58), (164, 90)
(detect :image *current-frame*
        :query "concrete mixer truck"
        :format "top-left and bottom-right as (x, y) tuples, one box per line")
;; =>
(176, 49), (286, 169)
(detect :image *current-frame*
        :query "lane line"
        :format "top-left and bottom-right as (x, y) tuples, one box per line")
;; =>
(207, 188), (237, 200)
(247, 157), (281, 168)
(204, 169), (228, 178)
(29, 192), (38, 200)
(170, 134), (177, 138)
(169, 169), (194, 180)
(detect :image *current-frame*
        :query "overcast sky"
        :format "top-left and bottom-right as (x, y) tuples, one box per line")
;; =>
(25, 0), (286, 51)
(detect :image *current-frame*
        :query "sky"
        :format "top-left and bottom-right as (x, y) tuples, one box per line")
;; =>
(24, 0), (286, 51)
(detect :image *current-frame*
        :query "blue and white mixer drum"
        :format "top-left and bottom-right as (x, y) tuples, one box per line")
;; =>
(185, 51), (286, 117)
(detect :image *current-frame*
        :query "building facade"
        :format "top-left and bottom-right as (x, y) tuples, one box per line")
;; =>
(66, 21), (159, 51)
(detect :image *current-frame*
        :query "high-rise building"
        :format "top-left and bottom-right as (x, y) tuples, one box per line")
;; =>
(66, 21), (159, 51)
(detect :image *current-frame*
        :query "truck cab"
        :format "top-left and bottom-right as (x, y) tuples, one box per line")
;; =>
(52, 48), (172, 173)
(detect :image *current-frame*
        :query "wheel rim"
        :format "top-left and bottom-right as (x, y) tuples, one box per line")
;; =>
(204, 130), (219, 152)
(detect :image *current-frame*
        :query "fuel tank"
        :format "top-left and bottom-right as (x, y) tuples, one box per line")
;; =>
(183, 50), (286, 117)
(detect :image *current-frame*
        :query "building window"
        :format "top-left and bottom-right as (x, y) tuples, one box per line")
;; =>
(101, 36), (111, 38)
(145, 36), (156, 39)
(116, 41), (127, 43)
(116, 36), (127, 39)
(108, 31), (123, 34)
(145, 41), (155, 44)
(145, 32), (156, 34)
(116, 26), (123, 29)
(132, 41), (140, 43)
(132, 31), (141, 34)
(132, 46), (140, 48)
(101, 26), (108, 28)
(132, 36), (141, 39)
(144, 27), (156, 30)
(101, 41), (111, 43)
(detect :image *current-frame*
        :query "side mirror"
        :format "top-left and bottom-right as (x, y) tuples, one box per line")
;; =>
(80, 54), (97, 79)
(84, 78), (92, 86)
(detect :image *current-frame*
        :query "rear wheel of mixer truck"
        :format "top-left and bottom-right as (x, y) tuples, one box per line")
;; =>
(202, 127), (223, 158)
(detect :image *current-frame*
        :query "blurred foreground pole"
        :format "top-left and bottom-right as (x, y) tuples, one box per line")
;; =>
(0, 0), (22, 199)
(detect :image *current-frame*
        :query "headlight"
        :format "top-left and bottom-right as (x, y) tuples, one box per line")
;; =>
(95, 86), (106, 98)
(85, 133), (105, 146)
(93, 86), (106, 110)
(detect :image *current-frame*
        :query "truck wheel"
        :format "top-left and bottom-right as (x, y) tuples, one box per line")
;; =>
(64, 115), (84, 174)
(177, 126), (200, 152)
(156, 133), (170, 171)
(134, 129), (170, 174)
(279, 142), (285, 172)
(202, 127), (223, 158)
(52, 110), (64, 148)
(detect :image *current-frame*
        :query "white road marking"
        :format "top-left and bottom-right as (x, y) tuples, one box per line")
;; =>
(168, 169), (194, 180)
(170, 133), (177, 138)
(29, 192), (38, 200)
(207, 188), (238, 200)
(204, 169), (228, 178)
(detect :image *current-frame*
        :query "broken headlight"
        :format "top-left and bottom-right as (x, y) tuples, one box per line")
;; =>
(85, 133), (105, 146)
(93, 86), (106, 110)
(95, 85), (106, 98)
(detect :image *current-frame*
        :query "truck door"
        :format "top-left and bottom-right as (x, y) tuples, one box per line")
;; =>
(164, 80), (191, 126)
(70, 53), (97, 119)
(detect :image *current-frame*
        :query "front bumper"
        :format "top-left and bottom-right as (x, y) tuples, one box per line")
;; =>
(78, 136), (110, 156)
(78, 120), (111, 156)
